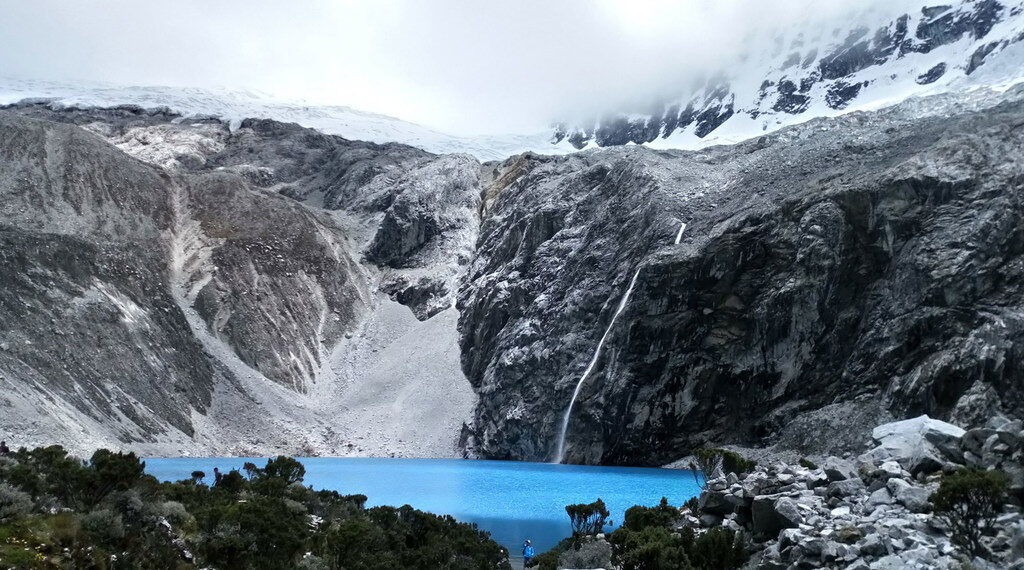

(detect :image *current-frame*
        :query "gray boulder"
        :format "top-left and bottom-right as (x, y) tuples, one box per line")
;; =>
(829, 478), (867, 498)
(862, 416), (965, 475)
(823, 456), (857, 482)
(698, 489), (735, 516)
(859, 533), (888, 557)
(896, 486), (931, 513)
(751, 496), (802, 539)
(867, 488), (895, 507)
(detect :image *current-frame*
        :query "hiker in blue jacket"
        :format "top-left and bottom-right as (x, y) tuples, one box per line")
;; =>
(523, 540), (535, 565)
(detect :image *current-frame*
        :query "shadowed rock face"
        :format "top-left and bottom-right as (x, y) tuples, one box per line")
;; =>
(461, 89), (1024, 465)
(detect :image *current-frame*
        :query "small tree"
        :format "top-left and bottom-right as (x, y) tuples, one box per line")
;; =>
(931, 468), (1009, 559)
(263, 456), (305, 484)
(243, 462), (263, 480)
(190, 470), (206, 484)
(566, 498), (611, 536)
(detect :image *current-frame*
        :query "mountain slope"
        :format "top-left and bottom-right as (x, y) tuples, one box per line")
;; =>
(2, 82), (1023, 467)
(0, 106), (478, 457)
(0, 77), (554, 161)
(556, 0), (1024, 151)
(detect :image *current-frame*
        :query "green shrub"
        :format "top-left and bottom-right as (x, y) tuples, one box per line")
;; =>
(159, 500), (190, 526)
(608, 499), (747, 570)
(566, 498), (611, 536)
(87, 449), (145, 506)
(682, 497), (699, 513)
(931, 468), (1009, 559)
(263, 456), (306, 484)
(688, 527), (747, 569)
(0, 482), (32, 522)
(612, 526), (693, 570)
(621, 497), (679, 532)
(798, 457), (818, 470)
(558, 536), (612, 569)
(81, 508), (125, 541)
(0, 447), (512, 569)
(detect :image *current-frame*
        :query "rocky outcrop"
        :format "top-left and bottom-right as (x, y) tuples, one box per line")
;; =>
(683, 416), (1024, 569)
(463, 85), (1024, 464)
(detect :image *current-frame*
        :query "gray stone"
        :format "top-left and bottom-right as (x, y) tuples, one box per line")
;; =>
(751, 495), (801, 539)
(860, 533), (888, 557)
(868, 488), (895, 507)
(896, 486), (931, 513)
(961, 428), (996, 456)
(864, 416), (965, 475)
(829, 478), (867, 498)
(698, 513), (723, 527)
(823, 456), (857, 482)
(698, 490), (734, 516)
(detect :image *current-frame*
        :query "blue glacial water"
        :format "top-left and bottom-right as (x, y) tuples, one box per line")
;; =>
(144, 457), (701, 565)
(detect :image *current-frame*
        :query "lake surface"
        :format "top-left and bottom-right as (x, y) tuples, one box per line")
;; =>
(144, 457), (701, 565)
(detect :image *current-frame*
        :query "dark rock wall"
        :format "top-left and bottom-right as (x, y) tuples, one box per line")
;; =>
(462, 94), (1024, 465)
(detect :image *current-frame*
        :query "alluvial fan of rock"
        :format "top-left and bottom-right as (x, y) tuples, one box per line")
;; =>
(2, 82), (1024, 467)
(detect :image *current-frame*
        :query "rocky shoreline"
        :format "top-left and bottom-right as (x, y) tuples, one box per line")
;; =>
(682, 415), (1024, 569)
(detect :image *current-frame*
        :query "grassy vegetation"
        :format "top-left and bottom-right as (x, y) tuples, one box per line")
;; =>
(0, 446), (510, 569)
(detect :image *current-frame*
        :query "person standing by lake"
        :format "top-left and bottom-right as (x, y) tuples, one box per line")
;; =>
(522, 540), (535, 566)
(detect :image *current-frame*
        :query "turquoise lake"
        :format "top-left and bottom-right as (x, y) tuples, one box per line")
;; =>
(144, 457), (701, 565)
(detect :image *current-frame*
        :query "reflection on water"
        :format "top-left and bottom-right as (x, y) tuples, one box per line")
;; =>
(144, 456), (702, 566)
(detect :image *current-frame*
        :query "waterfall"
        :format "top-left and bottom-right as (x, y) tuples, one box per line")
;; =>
(674, 221), (687, 245)
(552, 220), (688, 463)
(552, 267), (642, 463)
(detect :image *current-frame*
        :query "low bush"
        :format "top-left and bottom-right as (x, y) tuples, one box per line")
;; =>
(621, 497), (679, 532)
(607, 498), (748, 570)
(688, 527), (746, 569)
(931, 468), (1009, 559)
(0, 448), (512, 569)
(0, 482), (32, 522)
(558, 537), (612, 570)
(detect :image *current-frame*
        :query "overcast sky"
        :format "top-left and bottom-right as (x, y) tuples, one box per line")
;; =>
(0, 0), (887, 134)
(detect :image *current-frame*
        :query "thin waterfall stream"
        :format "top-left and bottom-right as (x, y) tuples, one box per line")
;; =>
(552, 220), (687, 463)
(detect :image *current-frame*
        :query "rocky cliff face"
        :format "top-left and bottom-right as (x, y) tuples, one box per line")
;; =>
(2, 84), (1024, 466)
(462, 86), (1024, 465)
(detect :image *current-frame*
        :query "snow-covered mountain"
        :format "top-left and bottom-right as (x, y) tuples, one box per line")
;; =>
(0, 77), (555, 162)
(555, 0), (1024, 150)
(4, 1), (1023, 162)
